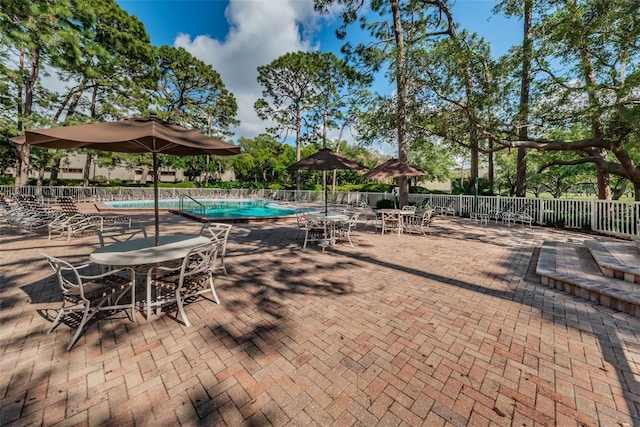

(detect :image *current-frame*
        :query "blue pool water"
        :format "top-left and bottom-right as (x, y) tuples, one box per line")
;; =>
(104, 198), (301, 219)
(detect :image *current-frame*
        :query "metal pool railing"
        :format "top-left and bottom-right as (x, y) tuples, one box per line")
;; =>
(179, 194), (205, 215)
(4, 185), (640, 239)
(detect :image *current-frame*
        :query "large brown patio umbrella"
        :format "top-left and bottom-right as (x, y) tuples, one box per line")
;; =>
(363, 158), (428, 179)
(12, 116), (241, 245)
(287, 148), (368, 214)
(363, 158), (428, 208)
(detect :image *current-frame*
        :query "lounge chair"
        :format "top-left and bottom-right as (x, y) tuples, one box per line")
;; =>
(7, 196), (63, 235)
(48, 213), (104, 241)
(57, 196), (131, 229)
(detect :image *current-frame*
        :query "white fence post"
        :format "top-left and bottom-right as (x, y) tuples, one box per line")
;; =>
(590, 199), (597, 233)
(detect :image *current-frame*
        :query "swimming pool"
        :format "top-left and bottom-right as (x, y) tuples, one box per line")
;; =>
(101, 198), (305, 222)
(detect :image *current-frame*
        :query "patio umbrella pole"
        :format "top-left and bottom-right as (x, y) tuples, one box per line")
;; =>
(153, 152), (160, 246)
(324, 171), (328, 214)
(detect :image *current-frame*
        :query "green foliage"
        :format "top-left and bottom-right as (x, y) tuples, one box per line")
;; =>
(0, 129), (18, 173)
(255, 51), (326, 141)
(155, 45), (238, 137)
(375, 199), (396, 209)
(158, 181), (196, 188)
(451, 178), (494, 196)
(231, 135), (296, 183)
(254, 50), (370, 191)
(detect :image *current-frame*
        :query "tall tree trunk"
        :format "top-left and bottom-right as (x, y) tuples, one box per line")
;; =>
(205, 155), (210, 185)
(568, 0), (610, 200)
(83, 154), (92, 186)
(488, 139), (494, 193)
(140, 165), (149, 184)
(50, 157), (61, 186)
(295, 109), (302, 191)
(470, 141), (478, 194)
(391, 0), (409, 207)
(332, 121), (348, 190)
(17, 48), (42, 189)
(516, 0), (533, 197)
(36, 149), (48, 187)
(597, 162), (612, 200)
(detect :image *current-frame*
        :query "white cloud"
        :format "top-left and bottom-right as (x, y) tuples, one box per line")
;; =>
(173, 0), (323, 143)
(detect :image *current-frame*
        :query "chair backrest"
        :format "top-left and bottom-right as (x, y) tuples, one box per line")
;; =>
(57, 196), (81, 215)
(41, 253), (85, 297)
(178, 241), (222, 287)
(382, 211), (398, 221)
(199, 223), (232, 256)
(346, 212), (360, 230)
(304, 216), (326, 230)
(420, 209), (434, 223)
(97, 227), (148, 247)
(295, 209), (306, 226)
(381, 211), (401, 231)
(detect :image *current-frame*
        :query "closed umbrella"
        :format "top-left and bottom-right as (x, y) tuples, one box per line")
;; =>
(287, 148), (367, 214)
(12, 116), (241, 245)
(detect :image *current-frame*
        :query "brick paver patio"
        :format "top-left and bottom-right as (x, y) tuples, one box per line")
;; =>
(1, 210), (639, 426)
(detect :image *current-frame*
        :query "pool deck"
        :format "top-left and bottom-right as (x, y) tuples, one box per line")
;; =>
(2, 207), (640, 426)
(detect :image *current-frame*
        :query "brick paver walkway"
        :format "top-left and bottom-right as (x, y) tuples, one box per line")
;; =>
(1, 211), (639, 426)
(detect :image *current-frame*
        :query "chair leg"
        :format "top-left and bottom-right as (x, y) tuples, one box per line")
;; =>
(175, 292), (191, 327)
(67, 305), (92, 351)
(111, 285), (136, 322)
(47, 301), (67, 334)
(346, 231), (354, 247)
(147, 279), (154, 319)
(209, 276), (220, 304)
(219, 257), (228, 275)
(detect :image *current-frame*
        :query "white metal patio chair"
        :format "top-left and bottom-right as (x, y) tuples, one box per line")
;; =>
(358, 202), (378, 231)
(303, 216), (330, 250)
(294, 209), (308, 240)
(97, 227), (148, 247)
(146, 240), (222, 327)
(96, 227), (149, 273)
(199, 223), (232, 275)
(41, 253), (136, 351)
(405, 209), (434, 236)
(381, 210), (402, 236)
(337, 211), (361, 247)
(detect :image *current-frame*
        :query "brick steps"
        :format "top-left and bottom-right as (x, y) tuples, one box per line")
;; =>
(585, 239), (640, 283)
(537, 240), (640, 317)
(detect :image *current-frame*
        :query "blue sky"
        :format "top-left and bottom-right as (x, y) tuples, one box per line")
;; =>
(116, 0), (521, 152)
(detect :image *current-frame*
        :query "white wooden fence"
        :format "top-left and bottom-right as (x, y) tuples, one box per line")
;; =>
(3, 185), (639, 239)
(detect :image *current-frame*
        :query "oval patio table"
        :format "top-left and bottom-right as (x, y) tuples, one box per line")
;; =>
(90, 234), (211, 318)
